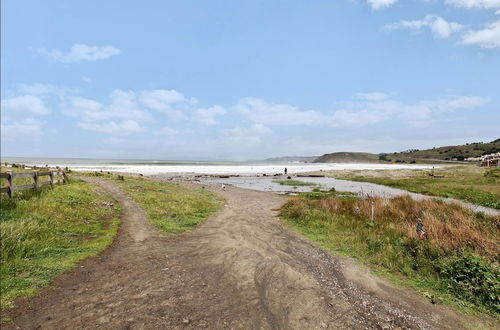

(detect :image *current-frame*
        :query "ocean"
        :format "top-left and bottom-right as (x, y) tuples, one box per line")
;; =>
(1, 157), (437, 176)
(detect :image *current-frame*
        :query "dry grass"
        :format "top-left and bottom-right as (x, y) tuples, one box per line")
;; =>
(281, 194), (500, 314)
(288, 195), (499, 259)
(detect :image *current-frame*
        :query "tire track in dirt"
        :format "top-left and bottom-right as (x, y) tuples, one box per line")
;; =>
(4, 177), (489, 329)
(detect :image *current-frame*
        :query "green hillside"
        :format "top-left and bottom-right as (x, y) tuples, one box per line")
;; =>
(312, 139), (499, 164)
(386, 139), (500, 162)
(313, 152), (379, 163)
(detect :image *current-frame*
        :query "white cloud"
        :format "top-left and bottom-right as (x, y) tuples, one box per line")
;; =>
(1, 95), (51, 119)
(332, 95), (488, 126)
(194, 106), (226, 125)
(65, 96), (103, 118)
(384, 15), (464, 38)
(461, 19), (500, 48)
(16, 83), (76, 97)
(140, 89), (193, 120)
(65, 90), (153, 122)
(234, 94), (487, 129)
(236, 98), (329, 126)
(445, 0), (500, 9)
(367, 0), (399, 10)
(77, 120), (143, 135)
(37, 44), (120, 63)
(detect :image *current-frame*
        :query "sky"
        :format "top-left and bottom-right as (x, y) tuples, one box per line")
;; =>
(1, 0), (499, 161)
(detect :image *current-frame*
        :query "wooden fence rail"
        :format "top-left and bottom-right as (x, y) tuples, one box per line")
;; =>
(0, 170), (68, 198)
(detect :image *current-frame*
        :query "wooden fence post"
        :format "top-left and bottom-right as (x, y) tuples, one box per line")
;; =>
(34, 171), (39, 188)
(49, 171), (54, 187)
(7, 171), (13, 198)
(62, 171), (67, 184)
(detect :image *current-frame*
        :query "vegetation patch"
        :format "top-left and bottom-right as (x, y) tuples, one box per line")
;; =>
(115, 176), (223, 233)
(0, 180), (122, 312)
(280, 194), (499, 315)
(299, 188), (357, 199)
(275, 180), (318, 187)
(330, 166), (500, 209)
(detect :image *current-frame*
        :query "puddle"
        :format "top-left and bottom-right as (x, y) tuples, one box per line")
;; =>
(198, 175), (499, 216)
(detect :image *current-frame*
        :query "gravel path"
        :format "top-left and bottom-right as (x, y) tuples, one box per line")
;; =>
(4, 177), (488, 329)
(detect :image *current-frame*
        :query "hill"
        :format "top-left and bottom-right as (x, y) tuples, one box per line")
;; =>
(386, 139), (500, 162)
(313, 152), (379, 163)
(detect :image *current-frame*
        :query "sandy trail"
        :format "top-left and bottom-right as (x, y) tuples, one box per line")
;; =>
(5, 177), (485, 329)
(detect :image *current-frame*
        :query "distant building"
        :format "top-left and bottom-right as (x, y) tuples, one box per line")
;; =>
(466, 152), (500, 167)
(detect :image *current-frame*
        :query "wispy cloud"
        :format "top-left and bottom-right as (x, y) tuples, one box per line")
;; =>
(1, 95), (51, 141)
(1, 118), (46, 142)
(77, 120), (144, 135)
(1, 95), (51, 119)
(36, 44), (120, 63)
(236, 98), (329, 126)
(384, 15), (464, 38)
(2, 83), (490, 149)
(194, 106), (226, 125)
(445, 0), (500, 9)
(236, 93), (488, 128)
(356, 92), (392, 101)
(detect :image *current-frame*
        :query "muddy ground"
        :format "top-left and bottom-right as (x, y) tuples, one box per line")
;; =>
(4, 177), (492, 329)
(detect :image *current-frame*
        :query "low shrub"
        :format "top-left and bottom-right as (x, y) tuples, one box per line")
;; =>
(438, 253), (499, 313)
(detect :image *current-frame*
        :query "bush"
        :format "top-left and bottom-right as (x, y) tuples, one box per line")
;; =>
(438, 253), (499, 313)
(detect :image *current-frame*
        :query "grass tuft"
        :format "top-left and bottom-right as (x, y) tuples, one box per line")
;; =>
(114, 176), (223, 233)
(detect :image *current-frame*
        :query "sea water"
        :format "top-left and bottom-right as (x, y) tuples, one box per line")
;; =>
(1, 157), (437, 176)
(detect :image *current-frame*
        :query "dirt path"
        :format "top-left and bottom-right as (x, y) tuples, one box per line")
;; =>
(5, 178), (487, 329)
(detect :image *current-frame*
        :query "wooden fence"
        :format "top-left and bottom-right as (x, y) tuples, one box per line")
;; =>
(0, 170), (68, 198)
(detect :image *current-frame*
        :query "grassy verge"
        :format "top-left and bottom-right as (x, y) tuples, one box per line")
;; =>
(113, 176), (223, 234)
(275, 180), (317, 187)
(325, 166), (500, 209)
(0, 179), (122, 313)
(280, 194), (499, 316)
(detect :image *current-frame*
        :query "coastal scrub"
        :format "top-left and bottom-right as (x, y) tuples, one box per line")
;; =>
(280, 194), (500, 315)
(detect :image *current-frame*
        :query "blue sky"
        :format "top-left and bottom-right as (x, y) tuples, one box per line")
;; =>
(1, 0), (499, 160)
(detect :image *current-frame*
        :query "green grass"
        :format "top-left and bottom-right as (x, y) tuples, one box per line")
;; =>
(0, 180), (122, 312)
(114, 176), (223, 233)
(275, 180), (318, 187)
(331, 167), (500, 209)
(280, 194), (499, 316)
(299, 189), (357, 199)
